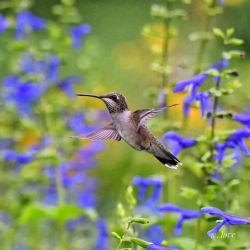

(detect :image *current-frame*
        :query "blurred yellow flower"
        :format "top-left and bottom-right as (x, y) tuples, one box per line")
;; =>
(20, 129), (41, 147)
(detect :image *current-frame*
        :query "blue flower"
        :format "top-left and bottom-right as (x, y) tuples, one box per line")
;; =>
(16, 10), (46, 39)
(233, 111), (250, 128)
(174, 73), (207, 97)
(31, 136), (51, 151)
(42, 184), (58, 206)
(76, 184), (97, 208)
(143, 224), (166, 245)
(59, 76), (81, 98)
(43, 141), (104, 208)
(20, 53), (60, 84)
(183, 91), (211, 117)
(0, 212), (10, 226)
(2, 75), (44, 117)
(210, 171), (222, 183)
(201, 206), (250, 238)
(216, 128), (250, 167)
(211, 59), (229, 83)
(70, 24), (91, 49)
(44, 163), (97, 207)
(60, 163), (85, 188)
(132, 177), (163, 206)
(14, 244), (30, 250)
(162, 132), (196, 155)
(20, 53), (40, 74)
(0, 138), (15, 150)
(47, 55), (60, 83)
(94, 219), (109, 250)
(0, 14), (9, 34)
(74, 142), (105, 170)
(2, 137), (50, 170)
(147, 243), (176, 250)
(158, 203), (200, 236)
(3, 150), (34, 167)
(174, 60), (228, 117)
(68, 111), (97, 135)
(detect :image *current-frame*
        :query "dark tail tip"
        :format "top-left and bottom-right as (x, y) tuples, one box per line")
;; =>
(155, 155), (182, 170)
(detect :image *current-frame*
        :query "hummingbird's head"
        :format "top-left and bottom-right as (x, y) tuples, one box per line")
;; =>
(77, 92), (128, 113)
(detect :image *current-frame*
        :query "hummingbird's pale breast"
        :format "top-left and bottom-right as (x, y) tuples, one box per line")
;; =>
(111, 111), (143, 151)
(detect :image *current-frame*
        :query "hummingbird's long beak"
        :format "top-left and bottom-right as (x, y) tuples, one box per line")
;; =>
(77, 93), (104, 99)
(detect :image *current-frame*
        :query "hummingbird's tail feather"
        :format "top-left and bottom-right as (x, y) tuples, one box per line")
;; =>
(154, 154), (182, 170)
(147, 139), (181, 169)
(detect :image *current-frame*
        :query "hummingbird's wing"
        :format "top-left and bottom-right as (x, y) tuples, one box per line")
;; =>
(135, 104), (178, 130)
(135, 107), (166, 130)
(73, 123), (121, 141)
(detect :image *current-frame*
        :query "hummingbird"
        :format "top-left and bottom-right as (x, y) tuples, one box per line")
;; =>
(76, 92), (181, 169)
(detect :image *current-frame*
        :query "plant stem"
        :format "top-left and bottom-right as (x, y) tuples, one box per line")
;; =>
(194, 215), (202, 250)
(116, 221), (131, 250)
(161, 17), (170, 91)
(193, 1), (216, 74)
(158, 1), (171, 110)
(210, 77), (221, 151)
(41, 100), (67, 250)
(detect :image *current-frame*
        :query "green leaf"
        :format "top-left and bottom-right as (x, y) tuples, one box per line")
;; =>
(130, 237), (149, 248)
(61, 0), (75, 6)
(228, 179), (240, 188)
(182, 0), (191, 4)
(207, 6), (223, 16)
(201, 151), (212, 162)
(210, 241), (228, 249)
(130, 217), (150, 224)
(117, 202), (126, 218)
(151, 4), (168, 18)
(49, 204), (84, 224)
(205, 185), (218, 201)
(180, 187), (199, 200)
(18, 204), (49, 225)
(125, 186), (136, 208)
(227, 38), (244, 46)
(226, 28), (235, 37)
(206, 68), (220, 76)
(227, 79), (242, 90)
(169, 237), (196, 250)
(213, 28), (225, 39)
(142, 25), (160, 38)
(222, 50), (245, 59)
(111, 231), (121, 240)
(170, 9), (187, 19)
(189, 31), (211, 42)
(221, 155), (235, 168)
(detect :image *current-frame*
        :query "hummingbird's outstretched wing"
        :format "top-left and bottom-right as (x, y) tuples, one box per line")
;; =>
(73, 123), (121, 141)
(134, 107), (166, 130)
(135, 104), (178, 130)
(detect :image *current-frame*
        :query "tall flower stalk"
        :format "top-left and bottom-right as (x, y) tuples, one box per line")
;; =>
(144, 0), (187, 108)
(192, 0), (224, 73)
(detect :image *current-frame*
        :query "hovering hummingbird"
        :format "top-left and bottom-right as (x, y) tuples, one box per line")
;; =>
(76, 92), (181, 169)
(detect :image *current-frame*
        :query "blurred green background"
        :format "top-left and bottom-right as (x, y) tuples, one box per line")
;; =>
(1, 0), (250, 249)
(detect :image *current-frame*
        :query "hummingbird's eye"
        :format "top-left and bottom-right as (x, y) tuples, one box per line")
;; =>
(112, 95), (119, 102)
